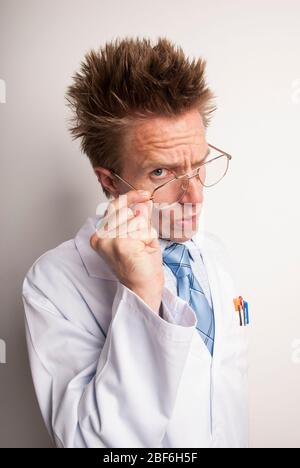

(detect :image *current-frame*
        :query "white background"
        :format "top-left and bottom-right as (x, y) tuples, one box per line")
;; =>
(0, 0), (299, 447)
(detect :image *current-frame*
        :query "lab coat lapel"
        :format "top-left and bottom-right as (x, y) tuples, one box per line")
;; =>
(75, 216), (118, 281)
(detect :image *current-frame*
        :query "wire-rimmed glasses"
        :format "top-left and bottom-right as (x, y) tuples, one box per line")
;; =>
(110, 143), (232, 208)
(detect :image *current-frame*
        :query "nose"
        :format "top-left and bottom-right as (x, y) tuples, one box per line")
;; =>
(180, 176), (204, 206)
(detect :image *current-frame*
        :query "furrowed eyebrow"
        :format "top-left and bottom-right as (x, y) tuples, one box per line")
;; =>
(144, 147), (211, 171)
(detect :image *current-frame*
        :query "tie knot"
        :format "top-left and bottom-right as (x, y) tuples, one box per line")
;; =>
(162, 242), (192, 278)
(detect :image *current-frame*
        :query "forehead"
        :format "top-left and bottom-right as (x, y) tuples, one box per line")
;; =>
(130, 109), (205, 154)
(124, 109), (207, 175)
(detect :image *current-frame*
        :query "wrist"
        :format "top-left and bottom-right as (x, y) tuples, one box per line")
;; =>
(131, 287), (163, 314)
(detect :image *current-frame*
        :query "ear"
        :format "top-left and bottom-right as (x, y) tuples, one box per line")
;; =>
(94, 167), (119, 197)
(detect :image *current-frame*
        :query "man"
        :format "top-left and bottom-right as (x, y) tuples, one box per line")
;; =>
(22, 37), (248, 448)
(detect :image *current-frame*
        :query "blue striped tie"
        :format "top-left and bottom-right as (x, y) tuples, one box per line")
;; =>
(163, 242), (215, 355)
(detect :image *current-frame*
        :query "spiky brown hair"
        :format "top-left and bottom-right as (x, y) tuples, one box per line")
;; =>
(66, 37), (216, 198)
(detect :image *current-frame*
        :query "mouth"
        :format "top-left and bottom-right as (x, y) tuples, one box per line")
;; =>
(175, 213), (198, 224)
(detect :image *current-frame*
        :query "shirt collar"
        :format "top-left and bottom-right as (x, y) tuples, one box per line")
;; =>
(159, 228), (204, 262)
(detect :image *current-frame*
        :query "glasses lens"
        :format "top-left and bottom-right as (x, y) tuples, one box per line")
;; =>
(152, 155), (230, 205)
(200, 155), (229, 187)
(152, 178), (189, 206)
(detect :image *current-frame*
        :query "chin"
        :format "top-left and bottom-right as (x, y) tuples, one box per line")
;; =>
(170, 232), (194, 242)
(159, 216), (200, 242)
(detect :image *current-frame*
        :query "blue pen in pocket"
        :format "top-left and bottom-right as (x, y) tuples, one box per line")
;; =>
(244, 301), (249, 325)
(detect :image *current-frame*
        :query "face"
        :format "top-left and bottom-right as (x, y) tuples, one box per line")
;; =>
(99, 108), (208, 242)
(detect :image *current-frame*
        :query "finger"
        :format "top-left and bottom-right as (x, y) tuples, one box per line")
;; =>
(106, 189), (151, 217)
(130, 199), (153, 227)
(98, 191), (152, 234)
(110, 224), (158, 241)
(99, 213), (149, 239)
(128, 225), (159, 241)
(96, 205), (136, 234)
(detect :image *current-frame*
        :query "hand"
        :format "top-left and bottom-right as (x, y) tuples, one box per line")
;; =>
(90, 190), (164, 314)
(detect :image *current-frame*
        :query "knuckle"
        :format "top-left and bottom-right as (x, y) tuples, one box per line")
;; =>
(112, 239), (126, 255)
(90, 233), (99, 249)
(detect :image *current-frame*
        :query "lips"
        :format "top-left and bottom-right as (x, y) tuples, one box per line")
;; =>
(182, 208), (201, 219)
(176, 214), (198, 223)
(185, 210), (199, 218)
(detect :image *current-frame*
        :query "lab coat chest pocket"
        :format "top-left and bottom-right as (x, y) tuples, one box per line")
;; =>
(224, 304), (250, 377)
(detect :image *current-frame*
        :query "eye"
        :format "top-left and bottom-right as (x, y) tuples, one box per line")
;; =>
(151, 168), (169, 178)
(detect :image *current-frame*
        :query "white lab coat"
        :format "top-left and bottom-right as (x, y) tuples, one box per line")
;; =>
(22, 215), (249, 448)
